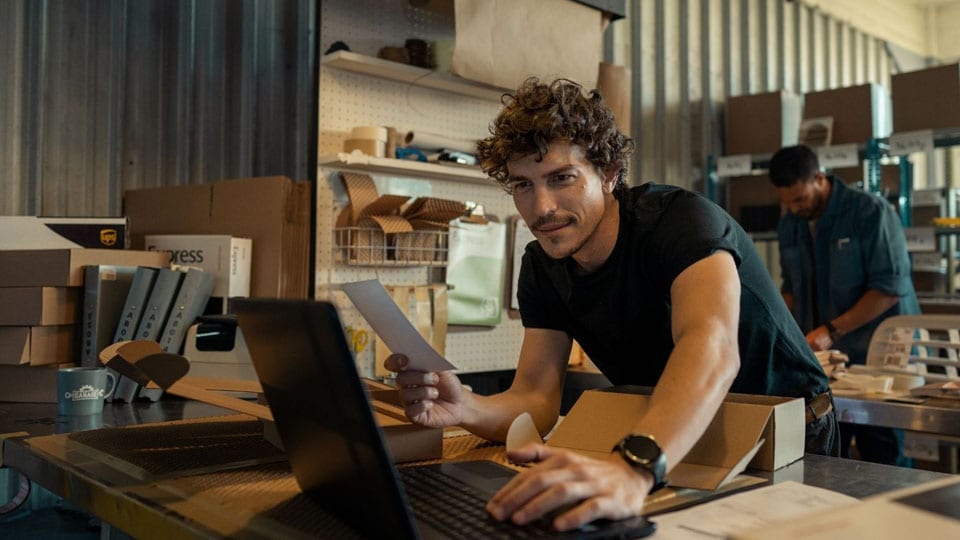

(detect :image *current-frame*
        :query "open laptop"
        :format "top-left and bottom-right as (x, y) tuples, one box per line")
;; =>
(233, 298), (655, 539)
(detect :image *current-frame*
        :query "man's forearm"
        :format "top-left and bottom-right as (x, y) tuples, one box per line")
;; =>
(626, 325), (739, 473)
(458, 387), (560, 442)
(829, 289), (899, 337)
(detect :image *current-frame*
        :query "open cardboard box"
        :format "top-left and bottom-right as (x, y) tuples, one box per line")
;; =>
(546, 386), (805, 490)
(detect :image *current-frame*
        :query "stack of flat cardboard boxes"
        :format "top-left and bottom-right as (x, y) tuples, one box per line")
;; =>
(0, 248), (169, 402)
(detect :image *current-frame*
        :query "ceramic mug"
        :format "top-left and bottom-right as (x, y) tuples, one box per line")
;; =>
(57, 367), (116, 415)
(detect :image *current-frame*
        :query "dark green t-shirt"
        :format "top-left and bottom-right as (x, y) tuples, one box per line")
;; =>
(518, 184), (828, 400)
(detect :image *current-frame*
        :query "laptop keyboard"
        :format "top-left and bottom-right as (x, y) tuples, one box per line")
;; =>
(399, 464), (558, 539)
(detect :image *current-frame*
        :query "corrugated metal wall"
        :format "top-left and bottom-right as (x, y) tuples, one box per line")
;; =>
(0, 0), (317, 217)
(619, 0), (894, 193)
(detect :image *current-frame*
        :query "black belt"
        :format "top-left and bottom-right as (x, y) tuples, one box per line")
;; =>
(805, 391), (833, 424)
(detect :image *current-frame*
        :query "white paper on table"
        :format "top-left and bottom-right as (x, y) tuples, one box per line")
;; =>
(506, 412), (542, 453)
(341, 280), (457, 371)
(651, 481), (858, 539)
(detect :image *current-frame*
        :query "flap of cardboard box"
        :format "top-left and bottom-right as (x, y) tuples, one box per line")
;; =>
(546, 389), (804, 490)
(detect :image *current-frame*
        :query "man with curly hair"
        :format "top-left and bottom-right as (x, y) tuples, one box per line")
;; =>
(386, 78), (835, 531)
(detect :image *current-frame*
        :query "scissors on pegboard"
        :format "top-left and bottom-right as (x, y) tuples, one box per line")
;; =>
(346, 326), (369, 353)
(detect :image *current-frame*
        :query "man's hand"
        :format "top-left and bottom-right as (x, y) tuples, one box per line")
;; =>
(384, 353), (465, 428)
(486, 444), (649, 531)
(806, 326), (833, 351)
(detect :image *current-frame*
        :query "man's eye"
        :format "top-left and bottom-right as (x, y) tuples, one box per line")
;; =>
(551, 174), (576, 184)
(510, 181), (533, 194)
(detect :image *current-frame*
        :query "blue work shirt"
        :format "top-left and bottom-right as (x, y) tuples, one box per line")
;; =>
(778, 176), (920, 364)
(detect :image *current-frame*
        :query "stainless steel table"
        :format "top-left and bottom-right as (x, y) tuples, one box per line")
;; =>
(833, 393), (960, 436)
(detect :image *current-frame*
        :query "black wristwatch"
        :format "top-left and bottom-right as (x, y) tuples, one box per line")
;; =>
(612, 434), (668, 494)
(824, 320), (842, 342)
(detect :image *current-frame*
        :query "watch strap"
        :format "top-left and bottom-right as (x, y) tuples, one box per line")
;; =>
(824, 320), (841, 341)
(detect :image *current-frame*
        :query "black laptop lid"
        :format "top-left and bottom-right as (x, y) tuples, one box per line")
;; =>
(234, 298), (419, 539)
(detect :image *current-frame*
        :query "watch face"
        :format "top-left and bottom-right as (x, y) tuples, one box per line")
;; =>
(624, 435), (660, 463)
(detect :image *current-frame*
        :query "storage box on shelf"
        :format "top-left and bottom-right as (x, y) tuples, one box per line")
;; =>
(892, 63), (960, 133)
(724, 90), (801, 155)
(803, 83), (891, 145)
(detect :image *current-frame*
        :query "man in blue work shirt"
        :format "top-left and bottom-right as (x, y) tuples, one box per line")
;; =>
(769, 144), (920, 466)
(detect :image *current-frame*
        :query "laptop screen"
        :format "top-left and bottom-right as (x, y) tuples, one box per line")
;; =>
(234, 298), (419, 539)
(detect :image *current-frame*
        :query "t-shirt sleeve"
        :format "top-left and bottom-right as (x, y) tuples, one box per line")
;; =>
(516, 249), (569, 331)
(647, 193), (744, 292)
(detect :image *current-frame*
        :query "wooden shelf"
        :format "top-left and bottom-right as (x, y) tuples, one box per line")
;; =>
(320, 50), (508, 102)
(318, 152), (490, 183)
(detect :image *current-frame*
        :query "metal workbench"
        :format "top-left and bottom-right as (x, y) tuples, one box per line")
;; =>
(1, 400), (954, 539)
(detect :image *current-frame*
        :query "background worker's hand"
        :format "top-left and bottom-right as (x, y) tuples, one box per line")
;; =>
(806, 326), (833, 351)
(487, 444), (649, 532)
(384, 353), (465, 429)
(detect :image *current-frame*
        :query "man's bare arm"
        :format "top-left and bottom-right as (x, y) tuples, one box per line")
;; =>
(627, 251), (742, 472)
(457, 328), (572, 441)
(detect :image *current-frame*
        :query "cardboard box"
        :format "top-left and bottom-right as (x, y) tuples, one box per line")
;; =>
(0, 287), (80, 326)
(124, 177), (311, 299)
(0, 325), (78, 366)
(892, 63), (960, 133)
(803, 83), (891, 144)
(545, 388), (805, 490)
(145, 235), (252, 302)
(0, 364), (65, 403)
(725, 90), (801, 155)
(0, 249), (170, 287)
(37, 217), (129, 249)
(725, 175), (781, 232)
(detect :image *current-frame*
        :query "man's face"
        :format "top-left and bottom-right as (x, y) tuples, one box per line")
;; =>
(505, 141), (618, 263)
(776, 173), (829, 220)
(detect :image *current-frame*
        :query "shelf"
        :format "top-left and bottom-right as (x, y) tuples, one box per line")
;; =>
(320, 50), (508, 102)
(319, 152), (491, 183)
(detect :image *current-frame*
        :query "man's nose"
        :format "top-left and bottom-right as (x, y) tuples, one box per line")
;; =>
(531, 185), (558, 216)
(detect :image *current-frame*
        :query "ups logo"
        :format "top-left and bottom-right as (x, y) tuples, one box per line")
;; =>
(100, 229), (118, 247)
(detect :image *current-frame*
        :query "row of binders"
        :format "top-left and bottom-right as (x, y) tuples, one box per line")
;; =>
(84, 265), (215, 401)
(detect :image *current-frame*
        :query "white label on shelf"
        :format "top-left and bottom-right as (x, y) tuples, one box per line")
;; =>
(716, 155), (752, 177)
(912, 251), (944, 272)
(816, 144), (860, 168)
(911, 188), (943, 207)
(889, 130), (934, 156)
(904, 226), (937, 252)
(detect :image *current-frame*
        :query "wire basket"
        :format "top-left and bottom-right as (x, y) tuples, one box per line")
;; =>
(334, 227), (448, 266)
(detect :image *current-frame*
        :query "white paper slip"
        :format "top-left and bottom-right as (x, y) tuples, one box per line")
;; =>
(341, 280), (457, 372)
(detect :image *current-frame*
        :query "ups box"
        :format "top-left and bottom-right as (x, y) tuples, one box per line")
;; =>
(892, 63), (960, 132)
(725, 90), (801, 156)
(38, 217), (128, 249)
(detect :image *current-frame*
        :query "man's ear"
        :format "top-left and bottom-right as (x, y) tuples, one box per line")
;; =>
(601, 167), (619, 194)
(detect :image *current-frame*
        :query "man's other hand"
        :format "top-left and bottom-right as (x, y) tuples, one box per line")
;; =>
(487, 444), (649, 531)
(806, 325), (833, 351)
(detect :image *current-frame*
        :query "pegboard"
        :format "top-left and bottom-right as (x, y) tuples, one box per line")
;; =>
(317, 0), (525, 375)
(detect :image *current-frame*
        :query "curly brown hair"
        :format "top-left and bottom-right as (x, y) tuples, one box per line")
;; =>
(477, 78), (633, 196)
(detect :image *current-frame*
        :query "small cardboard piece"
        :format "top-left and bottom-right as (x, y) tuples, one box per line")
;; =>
(546, 388), (805, 491)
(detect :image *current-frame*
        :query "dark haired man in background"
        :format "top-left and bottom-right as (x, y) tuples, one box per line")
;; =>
(769, 144), (920, 467)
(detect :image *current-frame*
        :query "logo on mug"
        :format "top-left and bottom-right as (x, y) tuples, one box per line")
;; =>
(65, 384), (106, 401)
